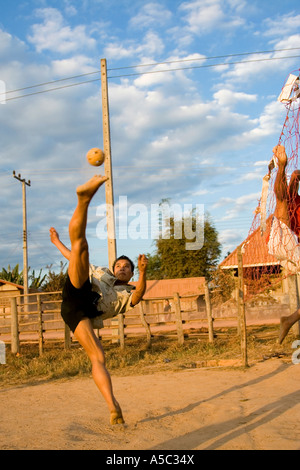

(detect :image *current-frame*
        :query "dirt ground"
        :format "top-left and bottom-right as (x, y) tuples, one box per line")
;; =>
(0, 358), (299, 450)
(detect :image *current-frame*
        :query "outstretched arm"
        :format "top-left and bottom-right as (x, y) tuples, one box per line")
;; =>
(49, 227), (71, 261)
(131, 254), (148, 306)
(288, 170), (300, 199)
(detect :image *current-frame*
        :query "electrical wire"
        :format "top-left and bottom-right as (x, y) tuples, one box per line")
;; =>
(107, 47), (300, 70)
(107, 55), (300, 80)
(1, 48), (299, 104)
(1, 46), (299, 96)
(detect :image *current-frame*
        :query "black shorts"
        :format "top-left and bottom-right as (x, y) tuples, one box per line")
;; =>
(61, 275), (102, 333)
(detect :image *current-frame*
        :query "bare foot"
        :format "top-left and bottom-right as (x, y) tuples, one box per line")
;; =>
(76, 175), (108, 201)
(278, 316), (292, 344)
(110, 408), (125, 425)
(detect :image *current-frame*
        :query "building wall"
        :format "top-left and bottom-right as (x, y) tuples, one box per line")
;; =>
(0, 285), (21, 310)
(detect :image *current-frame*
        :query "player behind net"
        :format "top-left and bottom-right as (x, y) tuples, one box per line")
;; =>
(267, 145), (300, 343)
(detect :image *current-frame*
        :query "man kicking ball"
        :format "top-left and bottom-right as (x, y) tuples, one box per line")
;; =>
(50, 174), (148, 424)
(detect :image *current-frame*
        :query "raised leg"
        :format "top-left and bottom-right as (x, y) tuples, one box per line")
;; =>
(68, 175), (107, 288)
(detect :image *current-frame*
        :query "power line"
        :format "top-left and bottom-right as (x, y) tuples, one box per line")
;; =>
(1, 77), (102, 103)
(107, 47), (300, 71)
(107, 55), (300, 79)
(2, 71), (101, 96)
(1, 46), (299, 97)
(1, 49), (299, 104)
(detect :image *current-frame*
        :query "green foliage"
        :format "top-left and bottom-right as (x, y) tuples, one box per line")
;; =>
(143, 252), (161, 280)
(146, 209), (221, 280)
(210, 267), (236, 306)
(0, 264), (23, 285)
(0, 262), (67, 293)
(42, 261), (68, 293)
(0, 264), (48, 289)
(29, 269), (47, 289)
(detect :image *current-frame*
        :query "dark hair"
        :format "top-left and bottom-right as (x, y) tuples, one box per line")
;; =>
(112, 255), (135, 273)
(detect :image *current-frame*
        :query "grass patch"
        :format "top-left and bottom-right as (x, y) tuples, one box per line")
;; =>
(0, 325), (297, 388)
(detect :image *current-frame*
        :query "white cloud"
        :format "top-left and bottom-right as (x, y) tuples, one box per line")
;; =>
(218, 228), (246, 252)
(180, 0), (225, 34)
(254, 160), (270, 167)
(179, 0), (245, 35)
(219, 192), (261, 221)
(240, 171), (263, 182)
(213, 197), (234, 208)
(0, 29), (27, 62)
(273, 34), (300, 54)
(27, 8), (96, 54)
(263, 13), (300, 37)
(213, 89), (257, 108)
(129, 53), (204, 89)
(51, 55), (97, 76)
(105, 31), (165, 60)
(219, 30), (300, 87)
(1, 1), (298, 272)
(220, 52), (277, 85)
(129, 2), (172, 29)
(235, 101), (285, 145)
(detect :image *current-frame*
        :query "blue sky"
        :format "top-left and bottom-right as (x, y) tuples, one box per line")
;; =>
(0, 0), (299, 278)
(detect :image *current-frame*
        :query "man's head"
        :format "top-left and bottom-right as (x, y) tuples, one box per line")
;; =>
(113, 255), (135, 283)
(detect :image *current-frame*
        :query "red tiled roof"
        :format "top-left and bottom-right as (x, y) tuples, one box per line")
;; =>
(131, 277), (205, 299)
(220, 216), (279, 269)
(0, 279), (24, 290)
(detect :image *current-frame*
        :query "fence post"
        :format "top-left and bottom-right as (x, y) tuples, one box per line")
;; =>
(37, 294), (44, 356)
(111, 317), (119, 344)
(204, 279), (214, 343)
(173, 292), (184, 345)
(237, 246), (248, 367)
(118, 313), (125, 349)
(139, 301), (152, 347)
(10, 297), (20, 355)
(0, 340), (6, 364)
(64, 324), (71, 350)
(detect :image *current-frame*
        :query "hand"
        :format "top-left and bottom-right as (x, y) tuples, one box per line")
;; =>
(49, 227), (60, 244)
(138, 254), (148, 273)
(272, 145), (287, 166)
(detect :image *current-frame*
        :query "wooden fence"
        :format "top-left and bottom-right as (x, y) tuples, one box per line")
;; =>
(0, 274), (276, 367)
(0, 254), (295, 368)
(0, 286), (229, 355)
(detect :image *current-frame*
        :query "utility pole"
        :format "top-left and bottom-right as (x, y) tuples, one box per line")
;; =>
(101, 58), (117, 271)
(13, 171), (31, 300)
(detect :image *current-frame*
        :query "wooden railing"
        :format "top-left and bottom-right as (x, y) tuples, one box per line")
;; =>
(0, 289), (219, 354)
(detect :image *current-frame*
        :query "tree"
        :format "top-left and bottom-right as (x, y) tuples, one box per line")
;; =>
(0, 264), (48, 289)
(43, 262), (68, 293)
(143, 252), (161, 280)
(210, 267), (236, 306)
(0, 264), (23, 285)
(146, 210), (221, 280)
(29, 269), (47, 289)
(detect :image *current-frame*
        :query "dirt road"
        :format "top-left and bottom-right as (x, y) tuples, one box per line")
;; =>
(0, 358), (299, 450)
